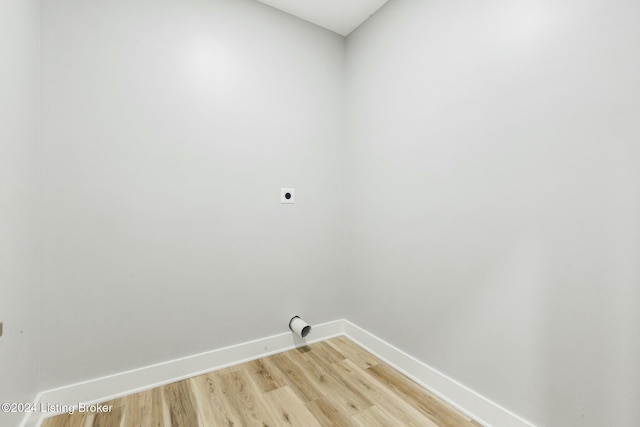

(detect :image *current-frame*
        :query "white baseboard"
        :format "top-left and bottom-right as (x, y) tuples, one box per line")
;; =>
(21, 319), (534, 427)
(21, 320), (344, 427)
(343, 320), (536, 427)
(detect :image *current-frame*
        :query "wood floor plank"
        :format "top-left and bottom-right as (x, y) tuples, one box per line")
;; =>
(303, 341), (346, 365)
(40, 413), (91, 427)
(217, 367), (279, 427)
(92, 405), (123, 427)
(325, 336), (381, 369)
(40, 336), (483, 427)
(121, 387), (167, 427)
(332, 359), (440, 427)
(162, 380), (199, 427)
(84, 415), (96, 427)
(367, 362), (479, 427)
(284, 344), (334, 390)
(245, 357), (287, 393)
(352, 406), (399, 427)
(319, 361), (375, 415)
(268, 351), (325, 402)
(261, 386), (322, 427)
(306, 395), (359, 427)
(286, 345), (373, 416)
(189, 371), (244, 427)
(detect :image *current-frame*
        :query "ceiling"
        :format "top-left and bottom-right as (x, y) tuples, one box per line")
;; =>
(254, 0), (389, 36)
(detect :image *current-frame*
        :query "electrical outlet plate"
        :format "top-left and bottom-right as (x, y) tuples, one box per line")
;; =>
(281, 188), (295, 204)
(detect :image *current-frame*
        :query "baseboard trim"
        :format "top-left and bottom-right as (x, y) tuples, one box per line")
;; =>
(21, 320), (344, 427)
(21, 319), (534, 427)
(343, 320), (535, 427)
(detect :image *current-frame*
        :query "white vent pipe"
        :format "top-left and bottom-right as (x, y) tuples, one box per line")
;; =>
(289, 316), (311, 338)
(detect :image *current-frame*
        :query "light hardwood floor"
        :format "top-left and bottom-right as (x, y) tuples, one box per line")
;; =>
(42, 337), (482, 427)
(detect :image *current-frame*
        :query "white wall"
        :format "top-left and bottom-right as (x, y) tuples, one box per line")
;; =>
(0, 0), (40, 425)
(10, 0), (639, 425)
(345, 0), (640, 426)
(40, 0), (346, 389)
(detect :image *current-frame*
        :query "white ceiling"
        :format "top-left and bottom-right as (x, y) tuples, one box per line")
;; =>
(255, 0), (389, 36)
